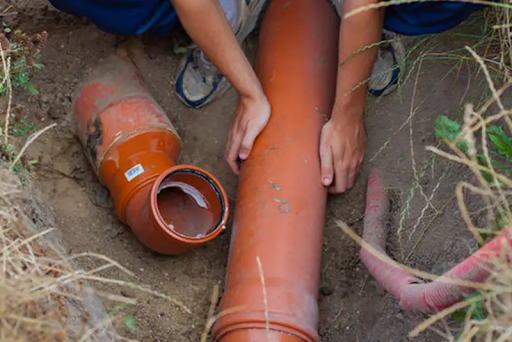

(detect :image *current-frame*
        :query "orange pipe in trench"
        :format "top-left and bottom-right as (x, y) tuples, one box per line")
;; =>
(212, 1), (339, 341)
(73, 54), (229, 255)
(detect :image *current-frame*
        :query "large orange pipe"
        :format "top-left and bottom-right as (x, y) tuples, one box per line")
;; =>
(73, 54), (229, 255)
(212, 1), (339, 341)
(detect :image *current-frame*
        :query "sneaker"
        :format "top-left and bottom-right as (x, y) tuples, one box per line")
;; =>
(368, 30), (405, 97)
(326, 0), (405, 97)
(175, 0), (268, 109)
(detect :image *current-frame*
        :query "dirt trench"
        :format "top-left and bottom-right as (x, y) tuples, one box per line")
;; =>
(8, 1), (489, 341)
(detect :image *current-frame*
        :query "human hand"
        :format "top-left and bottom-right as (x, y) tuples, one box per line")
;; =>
(225, 92), (271, 175)
(319, 114), (366, 194)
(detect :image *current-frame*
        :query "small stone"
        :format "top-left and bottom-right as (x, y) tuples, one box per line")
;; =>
(320, 286), (334, 297)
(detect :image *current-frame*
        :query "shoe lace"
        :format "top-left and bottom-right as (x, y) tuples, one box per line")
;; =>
(188, 44), (219, 84)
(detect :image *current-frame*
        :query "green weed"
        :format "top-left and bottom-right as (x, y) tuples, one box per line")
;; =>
(0, 29), (48, 181)
(0, 140), (37, 184)
(108, 305), (137, 334)
(435, 114), (512, 183)
(0, 30), (46, 96)
(435, 114), (512, 242)
(451, 291), (486, 340)
(9, 115), (37, 138)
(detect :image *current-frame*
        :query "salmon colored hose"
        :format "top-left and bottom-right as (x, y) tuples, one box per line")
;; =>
(360, 169), (512, 313)
(211, 0), (339, 341)
(73, 54), (229, 255)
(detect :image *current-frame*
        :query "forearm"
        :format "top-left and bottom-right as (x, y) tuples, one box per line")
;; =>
(333, 0), (384, 122)
(170, 0), (264, 100)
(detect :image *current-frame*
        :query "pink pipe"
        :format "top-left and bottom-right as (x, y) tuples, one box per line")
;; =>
(359, 170), (512, 313)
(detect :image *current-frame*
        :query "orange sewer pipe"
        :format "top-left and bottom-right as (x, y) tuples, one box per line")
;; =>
(212, 1), (339, 342)
(73, 54), (229, 255)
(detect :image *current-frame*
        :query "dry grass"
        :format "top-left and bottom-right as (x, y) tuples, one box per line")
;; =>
(0, 160), (192, 342)
(0, 165), (109, 342)
(421, 11), (512, 336)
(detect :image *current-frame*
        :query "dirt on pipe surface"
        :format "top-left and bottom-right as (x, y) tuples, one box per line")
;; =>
(10, 0), (492, 341)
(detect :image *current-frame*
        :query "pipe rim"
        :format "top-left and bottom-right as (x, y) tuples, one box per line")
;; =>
(150, 164), (229, 244)
(213, 319), (319, 342)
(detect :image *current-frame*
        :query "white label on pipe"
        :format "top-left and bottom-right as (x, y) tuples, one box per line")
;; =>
(125, 164), (144, 182)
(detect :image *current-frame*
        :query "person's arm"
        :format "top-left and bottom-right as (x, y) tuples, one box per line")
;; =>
(170, 0), (270, 175)
(170, 0), (263, 100)
(335, 0), (384, 114)
(320, 0), (384, 194)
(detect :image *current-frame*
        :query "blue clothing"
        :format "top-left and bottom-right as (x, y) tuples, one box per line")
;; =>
(48, 0), (485, 37)
(384, 2), (485, 36)
(48, 0), (180, 36)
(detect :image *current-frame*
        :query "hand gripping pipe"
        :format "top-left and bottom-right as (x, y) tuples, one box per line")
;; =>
(73, 54), (229, 255)
(360, 170), (512, 313)
(211, 1), (339, 341)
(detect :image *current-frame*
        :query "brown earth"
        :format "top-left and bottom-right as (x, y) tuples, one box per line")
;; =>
(6, 1), (492, 341)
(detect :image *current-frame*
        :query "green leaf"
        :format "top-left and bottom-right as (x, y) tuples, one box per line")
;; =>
(12, 163), (22, 174)
(4, 28), (11, 33)
(451, 309), (468, 322)
(107, 305), (125, 317)
(34, 63), (44, 69)
(173, 46), (188, 55)
(451, 291), (485, 323)
(487, 125), (510, 140)
(471, 293), (485, 321)
(488, 127), (512, 159)
(5, 144), (15, 153)
(124, 315), (136, 333)
(490, 158), (512, 176)
(481, 170), (505, 186)
(435, 115), (468, 152)
(477, 153), (511, 176)
(492, 207), (512, 232)
(25, 83), (39, 95)
(435, 115), (461, 141)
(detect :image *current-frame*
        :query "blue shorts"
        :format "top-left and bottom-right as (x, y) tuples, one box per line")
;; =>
(48, 0), (485, 37)
(384, 2), (486, 36)
(48, 0), (180, 36)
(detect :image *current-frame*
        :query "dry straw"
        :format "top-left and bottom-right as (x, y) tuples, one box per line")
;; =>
(0, 163), (192, 342)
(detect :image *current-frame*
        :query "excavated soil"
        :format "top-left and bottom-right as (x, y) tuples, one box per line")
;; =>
(8, 1), (492, 341)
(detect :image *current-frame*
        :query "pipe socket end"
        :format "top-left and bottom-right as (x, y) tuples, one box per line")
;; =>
(149, 165), (229, 250)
